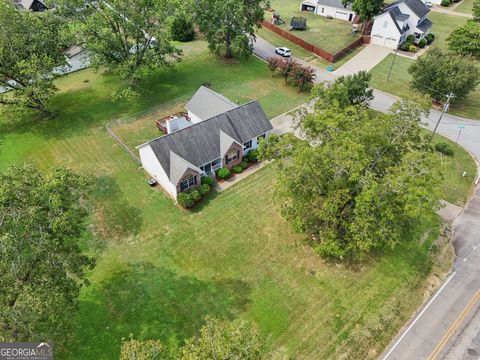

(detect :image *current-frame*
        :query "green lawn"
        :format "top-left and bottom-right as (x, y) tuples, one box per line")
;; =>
(454, 0), (475, 14)
(428, 12), (469, 51)
(267, 0), (361, 53)
(256, 27), (365, 70)
(370, 53), (480, 119)
(0, 39), (470, 359)
(430, 133), (477, 206)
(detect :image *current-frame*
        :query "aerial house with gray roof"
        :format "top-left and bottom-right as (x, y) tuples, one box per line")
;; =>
(136, 87), (273, 198)
(370, 0), (432, 49)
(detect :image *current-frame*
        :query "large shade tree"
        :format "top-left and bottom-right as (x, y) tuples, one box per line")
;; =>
(196, 0), (268, 58)
(0, 0), (69, 117)
(56, 0), (181, 92)
(259, 94), (441, 260)
(342, 0), (384, 22)
(408, 48), (480, 103)
(447, 20), (480, 58)
(0, 165), (95, 356)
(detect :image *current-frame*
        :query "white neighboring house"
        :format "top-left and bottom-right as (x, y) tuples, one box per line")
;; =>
(137, 87), (273, 199)
(13, 0), (47, 11)
(300, 0), (357, 22)
(370, 0), (433, 49)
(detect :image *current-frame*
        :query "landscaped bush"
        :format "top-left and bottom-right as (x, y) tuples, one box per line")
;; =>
(169, 13), (195, 42)
(199, 183), (211, 195)
(240, 161), (248, 169)
(232, 165), (243, 174)
(441, 0), (450, 6)
(190, 189), (202, 202)
(435, 142), (454, 156)
(217, 167), (231, 179)
(418, 38), (427, 48)
(426, 33), (435, 44)
(406, 34), (416, 44)
(177, 192), (195, 208)
(247, 149), (259, 162)
(409, 44), (417, 53)
(400, 42), (411, 51)
(201, 176), (214, 185)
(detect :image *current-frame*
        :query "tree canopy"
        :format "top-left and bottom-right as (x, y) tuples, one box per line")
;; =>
(57, 0), (181, 92)
(0, 0), (68, 117)
(447, 20), (480, 58)
(259, 94), (441, 260)
(342, 0), (384, 22)
(408, 48), (480, 103)
(0, 165), (95, 355)
(180, 317), (268, 360)
(311, 70), (373, 111)
(196, 0), (267, 58)
(473, 0), (480, 20)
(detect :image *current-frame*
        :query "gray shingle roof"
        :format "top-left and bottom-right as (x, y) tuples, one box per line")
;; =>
(388, 10), (410, 34)
(417, 18), (432, 32)
(186, 86), (238, 121)
(384, 0), (430, 18)
(315, 0), (353, 11)
(146, 101), (272, 181)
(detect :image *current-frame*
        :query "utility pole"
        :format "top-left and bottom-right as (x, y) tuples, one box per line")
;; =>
(429, 93), (454, 144)
(386, 48), (398, 83)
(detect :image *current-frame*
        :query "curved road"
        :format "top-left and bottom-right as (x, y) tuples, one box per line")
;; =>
(253, 37), (480, 359)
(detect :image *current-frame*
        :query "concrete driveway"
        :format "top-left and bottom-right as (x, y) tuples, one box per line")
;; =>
(334, 44), (391, 76)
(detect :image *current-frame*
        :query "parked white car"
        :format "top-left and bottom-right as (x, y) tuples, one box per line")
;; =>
(275, 47), (291, 57)
(423, 0), (432, 7)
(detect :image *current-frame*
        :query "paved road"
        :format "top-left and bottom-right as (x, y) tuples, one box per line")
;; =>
(254, 37), (480, 360)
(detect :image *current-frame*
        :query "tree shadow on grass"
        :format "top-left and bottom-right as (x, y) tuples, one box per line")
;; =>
(89, 176), (143, 248)
(71, 262), (251, 359)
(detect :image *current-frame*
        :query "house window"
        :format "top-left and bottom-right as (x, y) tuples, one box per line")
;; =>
(243, 140), (252, 151)
(383, 20), (389, 28)
(211, 158), (221, 170)
(257, 133), (266, 144)
(321, 7), (324, 13)
(225, 149), (239, 164)
(179, 174), (196, 191)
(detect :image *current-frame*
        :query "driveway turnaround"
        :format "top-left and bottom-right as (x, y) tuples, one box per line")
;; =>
(254, 37), (480, 360)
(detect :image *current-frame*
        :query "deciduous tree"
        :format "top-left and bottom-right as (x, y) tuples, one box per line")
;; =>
(259, 96), (441, 259)
(0, 165), (95, 355)
(473, 0), (480, 20)
(311, 70), (373, 110)
(57, 0), (181, 92)
(447, 20), (480, 58)
(342, 0), (384, 22)
(408, 48), (480, 102)
(0, 0), (68, 117)
(180, 316), (268, 359)
(196, 0), (268, 58)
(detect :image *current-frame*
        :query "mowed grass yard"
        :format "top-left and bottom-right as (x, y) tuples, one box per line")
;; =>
(370, 12), (480, 119)
(256, 27), (365, 70)
(0, 40), (472, 359)
(454, 0), (475, 14)
(267, 0), (361, 53)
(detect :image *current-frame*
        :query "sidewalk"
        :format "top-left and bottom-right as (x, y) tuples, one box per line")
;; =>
(214, 161), (268, 192)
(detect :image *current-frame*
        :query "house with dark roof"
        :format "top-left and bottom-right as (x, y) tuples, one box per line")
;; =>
(13, 0), (47, 11)
(370, 0), (432, 48)
(136, 87), (273, 198)
(300, 0), (357, 22)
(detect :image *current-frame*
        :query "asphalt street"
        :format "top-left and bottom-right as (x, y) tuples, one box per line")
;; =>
(253, 37), (480, 360)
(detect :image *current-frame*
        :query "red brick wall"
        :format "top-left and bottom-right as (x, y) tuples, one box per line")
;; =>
(224, 143), (243, 169)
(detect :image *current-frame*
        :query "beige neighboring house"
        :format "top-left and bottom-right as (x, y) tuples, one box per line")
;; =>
(137, 87), (273, 198)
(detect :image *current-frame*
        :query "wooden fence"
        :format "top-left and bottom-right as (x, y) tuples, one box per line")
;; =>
(261, 20), (371, 63)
